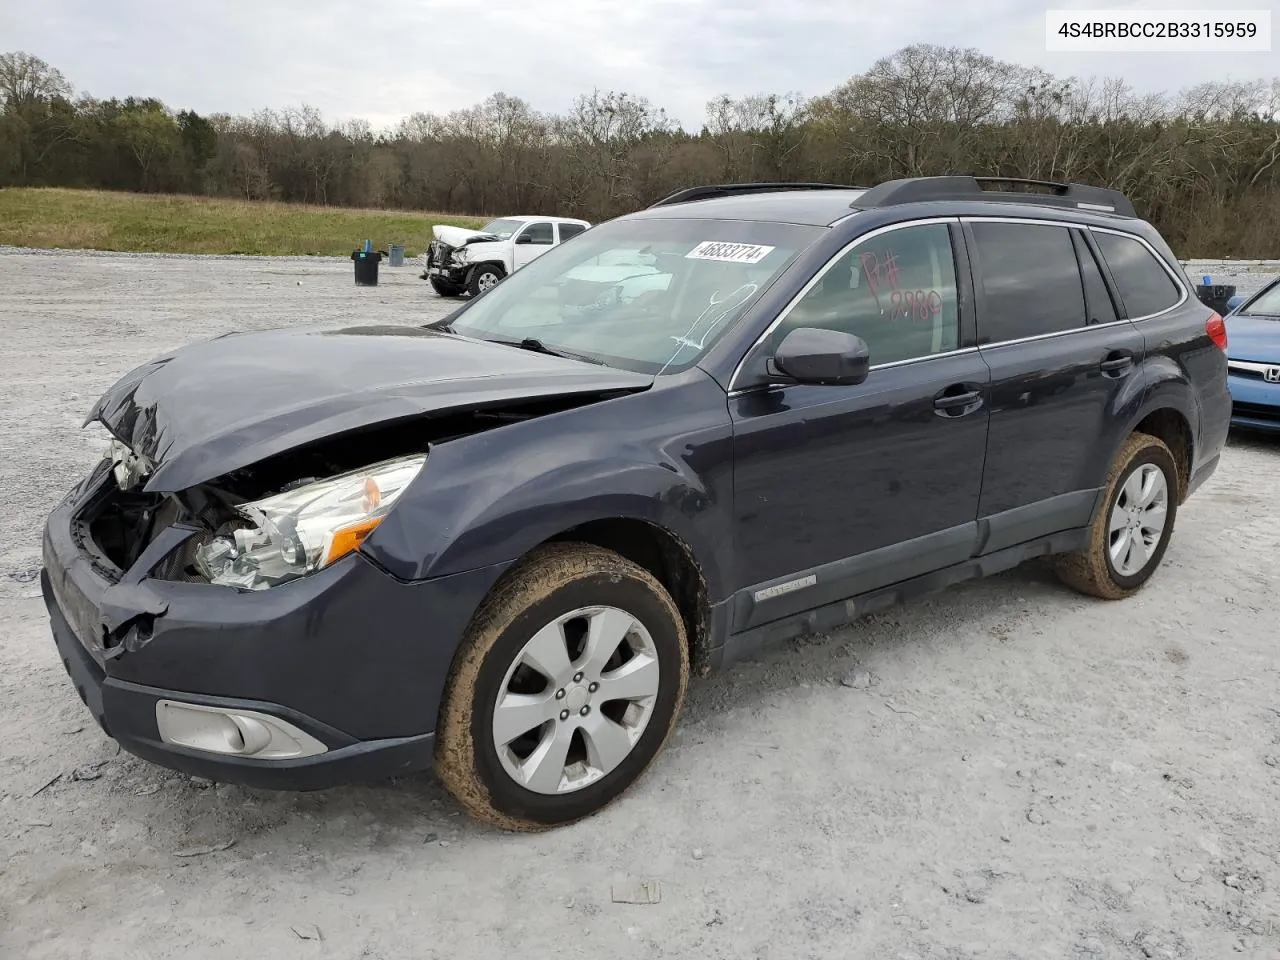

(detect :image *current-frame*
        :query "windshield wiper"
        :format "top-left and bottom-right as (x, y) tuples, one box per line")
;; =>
(422, 324), (605, 365)
(516, 337), (605, 365)
(505, 336), (605, 365)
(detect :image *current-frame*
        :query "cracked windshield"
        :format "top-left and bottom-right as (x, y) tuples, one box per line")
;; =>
(442, 218), (824, 373)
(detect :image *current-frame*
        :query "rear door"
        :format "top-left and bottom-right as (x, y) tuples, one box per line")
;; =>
(556, 222), (588, 244)
(963, 217), (1146, 553)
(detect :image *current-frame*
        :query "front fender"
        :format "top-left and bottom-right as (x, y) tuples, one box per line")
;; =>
(361, 375), (735, 599)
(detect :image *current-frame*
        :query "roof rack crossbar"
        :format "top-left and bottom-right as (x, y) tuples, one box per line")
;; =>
(850, 176), (1137, 218)
(648, 182), (865, 208)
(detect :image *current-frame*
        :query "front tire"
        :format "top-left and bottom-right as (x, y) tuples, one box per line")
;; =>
(1052, 431), (1179, 600)
(466, 264), (504, 297)
(435, 543), (689, 830)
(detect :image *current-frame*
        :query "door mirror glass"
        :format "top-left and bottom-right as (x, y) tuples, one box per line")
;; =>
(768, 327), (870, 386)
(515, 233), (534, 244)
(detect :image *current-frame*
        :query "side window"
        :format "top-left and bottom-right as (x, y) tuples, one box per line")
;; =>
(777, 222), (960, 367)
(522, 222), (554, 245)
(1092, 231), (1182, 318)
(557, 222), (586, 242)
(970, 222), (1085, 342)
(1072, 230), (1119, 326)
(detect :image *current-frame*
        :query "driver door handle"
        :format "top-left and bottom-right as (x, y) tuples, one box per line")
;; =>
(933, 383), (985, 418)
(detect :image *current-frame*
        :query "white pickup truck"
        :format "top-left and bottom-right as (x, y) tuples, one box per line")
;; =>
(422, 215), (591, 297)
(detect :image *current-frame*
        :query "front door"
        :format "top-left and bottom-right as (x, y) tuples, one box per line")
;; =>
(729, 219), (991, 630)
(962, 218), (1148, 553)
(514, 221), (555, 269)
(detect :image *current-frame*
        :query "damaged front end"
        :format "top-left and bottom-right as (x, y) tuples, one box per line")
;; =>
(423, 224), (504, 284)
(87, 393), (618, 598)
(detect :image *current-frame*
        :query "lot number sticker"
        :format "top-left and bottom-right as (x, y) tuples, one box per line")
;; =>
(685, 241), (776, 264)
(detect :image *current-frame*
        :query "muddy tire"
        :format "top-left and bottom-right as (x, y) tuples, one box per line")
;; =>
(434, 542), (689, 831)
(1052, 431), (1180, 600)
(429, 277), (465, 297)
(466, 264), (504, 297)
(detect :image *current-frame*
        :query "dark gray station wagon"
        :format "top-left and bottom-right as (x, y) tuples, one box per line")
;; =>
(42, 177), (1231, 829)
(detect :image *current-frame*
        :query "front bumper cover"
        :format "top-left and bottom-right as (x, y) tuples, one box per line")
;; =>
(423, 264), (469, 284)
(1228, 371), (1280, 432)
(41, 471), (512, 790)
(43, 572), (434, 789)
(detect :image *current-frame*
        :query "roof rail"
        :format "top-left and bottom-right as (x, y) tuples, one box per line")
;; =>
(648, 182), (865, 208)
(851, 176), (1137, 218)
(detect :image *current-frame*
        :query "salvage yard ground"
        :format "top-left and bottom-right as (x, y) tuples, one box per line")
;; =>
(0, 188), (486, 257)
(1, 248), (1279, 960)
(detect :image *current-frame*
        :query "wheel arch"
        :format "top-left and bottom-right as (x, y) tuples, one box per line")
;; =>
(543, 518), (713, 678)
(1087, 350), (1196, 505)
(447, 515), (715, 681)
(467, 261), (507, 281)
(1129, 407), (1193, 503)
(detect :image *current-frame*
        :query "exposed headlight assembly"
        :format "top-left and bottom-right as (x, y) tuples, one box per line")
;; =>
(194, 454), (426, 590)
(105, 437), (152, 491)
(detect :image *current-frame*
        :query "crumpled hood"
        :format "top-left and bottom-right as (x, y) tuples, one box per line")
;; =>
(1225, 313), (1280, 363)
(87, 324), (652, 493)
(432, 224), (500, 247)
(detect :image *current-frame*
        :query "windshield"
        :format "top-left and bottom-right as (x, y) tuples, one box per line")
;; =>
(478, 218), (523, 239)
(440, 217), (824, 374)
(1240, 282), (1280, 318)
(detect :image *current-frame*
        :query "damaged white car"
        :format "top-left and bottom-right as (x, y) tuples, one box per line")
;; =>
(422, 216), (591, 297)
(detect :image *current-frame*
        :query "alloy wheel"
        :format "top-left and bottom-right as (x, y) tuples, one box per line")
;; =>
(491, 605), (660, 795)
(1107, 463), (1169, 577)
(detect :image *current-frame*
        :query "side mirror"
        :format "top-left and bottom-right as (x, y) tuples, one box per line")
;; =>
(1225, 294), (1245, 314)
(515, 233), (534, 244)
(768, 327), (870, 386)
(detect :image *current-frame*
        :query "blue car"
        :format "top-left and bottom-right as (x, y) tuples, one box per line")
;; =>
(1225, 277), (1280, 432)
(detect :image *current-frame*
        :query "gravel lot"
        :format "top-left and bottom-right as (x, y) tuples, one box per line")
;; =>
(2, 249), (1279, 960)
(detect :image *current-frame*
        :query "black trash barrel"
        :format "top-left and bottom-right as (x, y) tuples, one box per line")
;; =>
(352, 249), (383, 286)
(1194, 283), (1236, 315)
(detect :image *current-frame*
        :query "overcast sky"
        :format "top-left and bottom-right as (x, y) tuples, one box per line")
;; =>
(3, 0), (1276, 130)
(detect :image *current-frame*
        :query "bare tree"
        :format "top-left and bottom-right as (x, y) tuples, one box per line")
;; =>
(0, 51), (71, 108)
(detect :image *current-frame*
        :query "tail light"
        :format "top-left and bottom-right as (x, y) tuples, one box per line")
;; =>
(1206, 312), (1228, 351)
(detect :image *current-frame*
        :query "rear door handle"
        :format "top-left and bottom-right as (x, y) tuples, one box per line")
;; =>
(1100, 351), (1134, 377)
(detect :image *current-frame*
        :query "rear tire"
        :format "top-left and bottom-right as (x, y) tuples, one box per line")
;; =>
(435, 543), (689, 831)
(429, 277), (465, 297)
(466, 264), (504, 297)
(1052, 431), (1179, 600)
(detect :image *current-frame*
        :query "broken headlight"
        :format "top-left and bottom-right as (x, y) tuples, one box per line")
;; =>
(106, 437), (152, 491)
(194, 454), (427, 590)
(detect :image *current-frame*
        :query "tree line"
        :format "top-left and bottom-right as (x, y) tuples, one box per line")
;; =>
(2, 46), (1279, 256)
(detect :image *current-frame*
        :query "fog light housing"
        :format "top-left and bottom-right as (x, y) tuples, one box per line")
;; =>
(155, 700), (328, 760)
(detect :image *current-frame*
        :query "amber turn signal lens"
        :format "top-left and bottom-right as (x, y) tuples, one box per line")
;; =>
(321, 516), (383, 567)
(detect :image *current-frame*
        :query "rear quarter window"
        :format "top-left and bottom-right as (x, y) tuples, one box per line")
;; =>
(1092, 231), (1182, 318)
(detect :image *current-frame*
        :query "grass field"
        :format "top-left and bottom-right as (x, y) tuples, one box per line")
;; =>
(0, 188), (486, 257)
